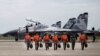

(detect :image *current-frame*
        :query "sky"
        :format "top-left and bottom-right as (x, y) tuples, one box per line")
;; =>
(0, 0), (100, 34)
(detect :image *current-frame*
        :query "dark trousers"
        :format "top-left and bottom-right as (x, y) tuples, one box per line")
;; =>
(35, 42), (39, 50)
(71, 41), (75, 50)
(81, 41), (87, 50)
(93, 35), (96, 42)
(26, 41), (30, 50)
(45, 42), (49, 50)
(54, 43), (57, 50)
(63, 42), (67, 50)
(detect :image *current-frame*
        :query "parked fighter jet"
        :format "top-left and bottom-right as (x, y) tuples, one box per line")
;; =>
(3, 12), (94, 41)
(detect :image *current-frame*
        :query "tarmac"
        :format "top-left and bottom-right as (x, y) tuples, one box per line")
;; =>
(0, 40), (100, 56)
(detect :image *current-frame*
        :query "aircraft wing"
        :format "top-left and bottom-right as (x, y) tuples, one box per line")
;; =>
(83, 30), (97, 35)
(34, 27), (82, 33)
(3, 29), (18, 36)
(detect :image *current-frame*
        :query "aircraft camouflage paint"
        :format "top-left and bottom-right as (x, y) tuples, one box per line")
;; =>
(3, 12), (94, 38)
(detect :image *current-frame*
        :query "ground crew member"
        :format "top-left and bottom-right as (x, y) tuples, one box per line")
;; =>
(43, 34), (50, 50)
(61, 33), (68, 50)
(24, 33), (31, 50)
(79, 33), (88, 50)
(33, 33), (40, 50)
(93, 33), (96, 42)
(92, 27), (96, 42)
(52, 34), (59, 50)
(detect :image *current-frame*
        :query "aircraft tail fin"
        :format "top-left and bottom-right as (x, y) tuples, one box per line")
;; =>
(63, 18), (76, 29)
(51, 21), (61, 28)
(63, 12), (88, 31)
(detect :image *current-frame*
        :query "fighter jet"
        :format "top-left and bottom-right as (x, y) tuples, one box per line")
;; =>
(3, 12), (93, 41)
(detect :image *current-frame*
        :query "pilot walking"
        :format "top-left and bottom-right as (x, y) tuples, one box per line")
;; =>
(43, 34), (50, 50)
(70, 33), (76, 50)
(61, 33), (68, 50)
(33, 33), (40, 50)
(52, 34), (59, 50)
(79, 33), (88, 50)
(24, 33), (31, 50)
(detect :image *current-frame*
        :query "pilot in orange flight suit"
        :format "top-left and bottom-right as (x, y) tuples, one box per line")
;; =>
(43, 34), (50, 50)
(33, 33), (40, 50)
(52, 34), (59, 50)
(79, 33), (88, 50)
(61, 34), (68, 50)
(24, 33), (31, 50)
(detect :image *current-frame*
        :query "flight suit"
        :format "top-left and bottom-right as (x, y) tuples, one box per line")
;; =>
(52, 35), (58, 50)
(33, 34), (40, 50)
(70, 35), (76, 50)
(61, 34), (68, 50)
(79, 34), (88, 50)
(43, 35), (50, 50)
(24, 33), (31, 50)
